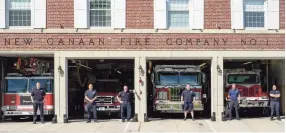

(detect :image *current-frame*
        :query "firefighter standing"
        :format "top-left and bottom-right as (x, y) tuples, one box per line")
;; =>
(228, 83), (240, 120)
(85, 84), (98, 123)
(31, 82), (46, 124)
(181, 84), (196, 121)
(270, 85), (281, 121)
(117, 85), (133, 122)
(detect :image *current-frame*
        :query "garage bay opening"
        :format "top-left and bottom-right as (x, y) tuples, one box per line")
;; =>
(223, 59), (285, 118)
(146, 60), (211, 119)
(0, 57), (54, 121)
(68, 59), (134, 120)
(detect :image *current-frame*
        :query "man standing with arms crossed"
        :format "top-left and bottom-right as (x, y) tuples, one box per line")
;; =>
(31, 82), (46, 124)
(85, 84), (98, 123)
(181, 84), (196, 121)
(269, 85), (281, 121)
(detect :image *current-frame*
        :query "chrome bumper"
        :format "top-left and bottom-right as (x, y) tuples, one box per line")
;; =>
(3, 110), (54, 116)
(155, 101), (204, 112)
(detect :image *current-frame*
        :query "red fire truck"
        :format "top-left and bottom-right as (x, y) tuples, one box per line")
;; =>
(1, 73), (54, 120)
(150, 65), (207, 113)
(224, 69), (269, 115)
(84, 79), (123, 118)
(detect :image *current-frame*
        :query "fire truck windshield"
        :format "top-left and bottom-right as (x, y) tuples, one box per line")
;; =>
(227, 74), (260, 84)
(158, 72), (200, 86)
(29, 78), (53, 93)
(179, 72), (201, 85)
(95, 81), (121, 93)
(6, 79), (28, 93)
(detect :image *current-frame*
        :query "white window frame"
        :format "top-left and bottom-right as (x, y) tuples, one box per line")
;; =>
(88, 0), (114, 29)
(167, 0), (190, 30)
(6, 0), (33, 29)
(243, 0), (268, 30)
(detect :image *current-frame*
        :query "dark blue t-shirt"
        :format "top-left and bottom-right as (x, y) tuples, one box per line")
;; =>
(118, 91), (131, 103)
(270, 90), (280, 102)
(228, 89), (240, 101)
(31, 88), (46, 102)
(181, 90), (196, 103)
(85, 89), (97, 104)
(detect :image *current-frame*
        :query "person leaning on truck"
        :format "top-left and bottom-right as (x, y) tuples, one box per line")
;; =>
(85, 84), (98, 123)
(228, 83), (240, 120)
(31, 82), (46, 124)
(269, 85), (281, 121)
(180, 84), (196, 121)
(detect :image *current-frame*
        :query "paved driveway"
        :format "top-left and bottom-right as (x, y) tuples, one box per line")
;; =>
(0, 118), (284, 133)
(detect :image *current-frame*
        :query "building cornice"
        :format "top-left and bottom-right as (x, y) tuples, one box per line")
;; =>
(0, 29), (284, 34)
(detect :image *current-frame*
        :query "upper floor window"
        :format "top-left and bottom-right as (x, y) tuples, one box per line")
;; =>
(244, 0), (265, 28)
(8, 0), (31, 27)
(90, 0), (112, 27)
(168, 0), (189, 28)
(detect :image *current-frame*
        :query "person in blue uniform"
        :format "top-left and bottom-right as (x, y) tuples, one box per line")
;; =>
(228, 83), (240, 120)
(181, 84), (196, 121)
(269, 85), (281, 121)
(31, 82), (46, 124)
(117, 85), (135, 122)
(85, 84), (98, 123)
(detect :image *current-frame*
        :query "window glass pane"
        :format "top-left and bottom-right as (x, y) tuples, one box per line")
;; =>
(8, 0), (31, 26)
(168, 0), (189, 28)
(90, 0), (112, 27)
(244, 0), (264, 28)
(168, 11), (189, 27)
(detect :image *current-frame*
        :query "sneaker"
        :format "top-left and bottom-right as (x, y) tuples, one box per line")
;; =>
(41, 121), (44, 124)
(86, 120), (91, 123)
(33, 121), (36, 124)
(127, 119), (133, 122)
(236, 118), (240, 120)
(192, 117), (195, 121)
(183, 117), (186, 121)
(121, 119), (125, 122)
(94, 120), (98, 122)
(277, 117), (281, 121)
(270, 117), (274, 121)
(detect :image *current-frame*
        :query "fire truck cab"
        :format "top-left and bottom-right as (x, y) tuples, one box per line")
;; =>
(151, 65), (207, 113)
(224, 69), (269, 109)
(1, 73), (54, 120)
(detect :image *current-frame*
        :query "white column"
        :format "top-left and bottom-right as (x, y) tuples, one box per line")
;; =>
(54, 52), (60, 122)
(217, 56), (224, 121)
(211, 56), (218, 120)
(139, 57), (147, 122)
(134, 57), (141, 121)
(54, 53), (68, 123)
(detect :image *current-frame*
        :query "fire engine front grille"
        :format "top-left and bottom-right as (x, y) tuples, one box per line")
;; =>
(20, 96), (34, 105)
(96, 96), (113, 104)
(170, 88), (183, 102)
(249, 88), (255, 97)
(242, 88), (248, 97)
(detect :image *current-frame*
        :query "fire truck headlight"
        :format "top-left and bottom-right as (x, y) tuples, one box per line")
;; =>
(155, 101), (160, 104)
(1, 106), (7, 111)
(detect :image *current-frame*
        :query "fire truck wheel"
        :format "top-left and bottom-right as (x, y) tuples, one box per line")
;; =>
(11, 116), (21, 121)
(262, 107), (270, 117)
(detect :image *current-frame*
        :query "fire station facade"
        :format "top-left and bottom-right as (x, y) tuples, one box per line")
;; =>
(0, 0), (285, 123)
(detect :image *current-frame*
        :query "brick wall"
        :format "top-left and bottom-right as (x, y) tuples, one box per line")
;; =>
(0, 33), (284, 50)
(47, 0), (74, 29)
(126, 0), (154, 29)
(280, 0), (285, 29)
(204, 0), (231, 29)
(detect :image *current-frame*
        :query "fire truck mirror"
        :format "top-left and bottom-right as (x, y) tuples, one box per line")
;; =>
(202, 73), (206, 83)
(151, 73), (154, 83)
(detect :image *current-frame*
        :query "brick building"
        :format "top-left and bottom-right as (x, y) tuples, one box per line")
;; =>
(0, 0), (284, 123)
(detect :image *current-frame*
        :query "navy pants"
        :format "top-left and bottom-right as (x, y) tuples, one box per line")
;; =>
(229, 100), (239, 119)
(121, 102), (131, 120)
(86, 103), (97, 121)
(33, 101), (44, 122)
(270, 101), (280, 117)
